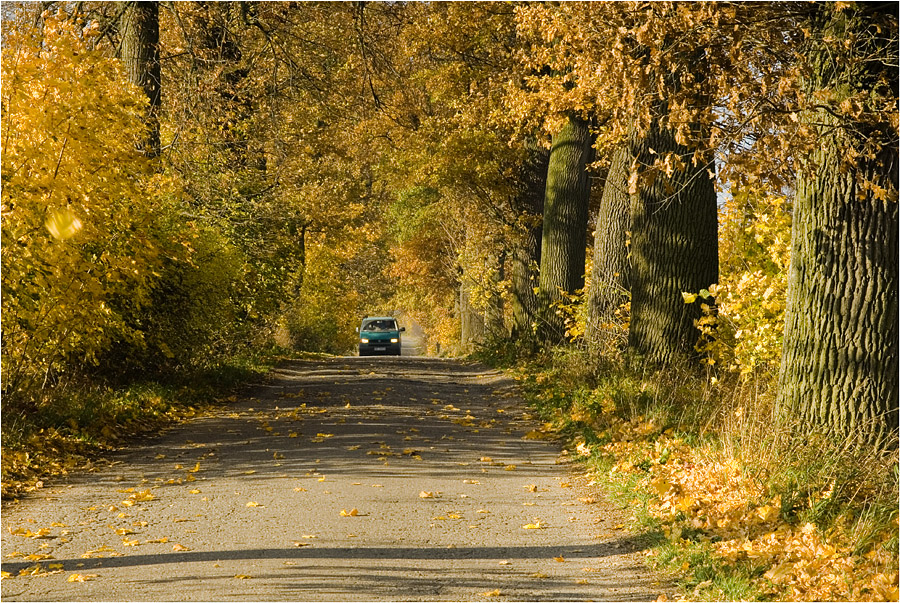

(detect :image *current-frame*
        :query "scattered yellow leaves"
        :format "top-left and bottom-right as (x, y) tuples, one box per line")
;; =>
(480, 589), (502, 597)
(340, 508), (359, 517)
(522, 521), (545, 530)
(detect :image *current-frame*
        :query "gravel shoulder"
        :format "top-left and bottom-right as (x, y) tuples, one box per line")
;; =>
(2, 356), (669, 601)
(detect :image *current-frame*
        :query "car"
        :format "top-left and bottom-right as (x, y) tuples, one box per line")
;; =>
(357, 316), (405, 356)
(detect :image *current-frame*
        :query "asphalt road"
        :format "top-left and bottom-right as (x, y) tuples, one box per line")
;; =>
(1, 357), (667, 601)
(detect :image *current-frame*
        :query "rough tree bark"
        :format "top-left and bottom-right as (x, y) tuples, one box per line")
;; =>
(776, 3), (899, 446)
(537, 115), (594, 344)
(627, 123), (718, 366)
(586, 144), (632, 353)
(121, 1), (161, 158)
(509, 142), (549, 341)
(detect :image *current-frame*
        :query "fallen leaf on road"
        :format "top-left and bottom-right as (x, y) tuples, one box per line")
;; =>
(294, 487), (307, 492)
(67, 573), (97, 582)
(504, 465), (516, 471)
(292, 541), (312, 547)
(246, 501), (262, 507)
(522, 521), (545, 529)
(419, 491), (436, 498)
(532, 572), (548, 579)
(172, 544), (190, 551)
(340, 508), (359, 517)
(498, 560), (511, 565)
(554, 555), (565, 562)
(241, 470), (257, 475)
(122, 538), (140, 546)
(463, 479), (480, 484)
(234, 574), (252, 579)
(480, 589), (502, 597)
(480, 456), (492, 463)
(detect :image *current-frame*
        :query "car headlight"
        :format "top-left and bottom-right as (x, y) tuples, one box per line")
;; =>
(360, 338), (369, 343)
(390, 338), (399, 343)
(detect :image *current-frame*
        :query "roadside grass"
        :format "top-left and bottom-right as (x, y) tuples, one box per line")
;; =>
(490, 345), (899, 602)
(0, 348), (313, 499)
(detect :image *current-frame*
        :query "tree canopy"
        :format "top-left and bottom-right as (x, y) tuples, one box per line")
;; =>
(2, 1), (897, 446)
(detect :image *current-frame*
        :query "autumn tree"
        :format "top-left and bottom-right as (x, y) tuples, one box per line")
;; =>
(537, 114), (595, 344)
(120, 0), (160, 157)
(1, 10), (172, 399)
(776, 2), (898, 445)
(585, 144), (630, 353)
(508, 142), (549, 341)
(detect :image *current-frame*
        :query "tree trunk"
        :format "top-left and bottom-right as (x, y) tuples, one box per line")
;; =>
(459, 278), (485, 353)
(509, 142), (549, 341)
(777, 3), (899, 446)
(121, 1), (161, 158)
(627, 123), (718, 366)
(586, 144), (631, 353)
(538, 115), (594, 344)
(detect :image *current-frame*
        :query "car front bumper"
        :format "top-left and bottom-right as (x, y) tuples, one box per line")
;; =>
(359, 341), (401, 356)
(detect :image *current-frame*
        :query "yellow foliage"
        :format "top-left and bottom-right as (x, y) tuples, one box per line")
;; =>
(1, 11), (172, 398)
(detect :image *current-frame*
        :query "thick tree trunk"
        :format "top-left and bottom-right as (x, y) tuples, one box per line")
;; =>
(586, 144), (631, 352)
(777, 3), (899, 446)
(121, 1), (161, 158)
(538, 115), (594, 344)
(509, 143), (549, 340)
(627, 123), (718, 366)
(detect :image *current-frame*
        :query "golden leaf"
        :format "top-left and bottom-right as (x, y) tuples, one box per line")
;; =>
(340, 508), (359, 517)
(45, 208), (83, 240)
(246, 501), (262, 507)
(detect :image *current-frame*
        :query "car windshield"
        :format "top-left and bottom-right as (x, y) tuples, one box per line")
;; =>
(361, 319), (397, 332)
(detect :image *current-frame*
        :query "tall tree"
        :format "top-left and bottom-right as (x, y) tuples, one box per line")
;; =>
(120, 0), (160, 157)
(537, 114), (594, 344)
(585, 144), (631, 352)
(508, 142), (549, 340)
(776, 2), (899, 445)
(626, 120), (718, 365)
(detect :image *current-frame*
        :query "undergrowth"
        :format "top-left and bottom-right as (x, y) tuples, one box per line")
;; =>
(484, 344), (899, 602)
(0, 349), (301, 499)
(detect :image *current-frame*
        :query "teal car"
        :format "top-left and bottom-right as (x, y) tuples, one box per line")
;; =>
(358, 316), (404, 356)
